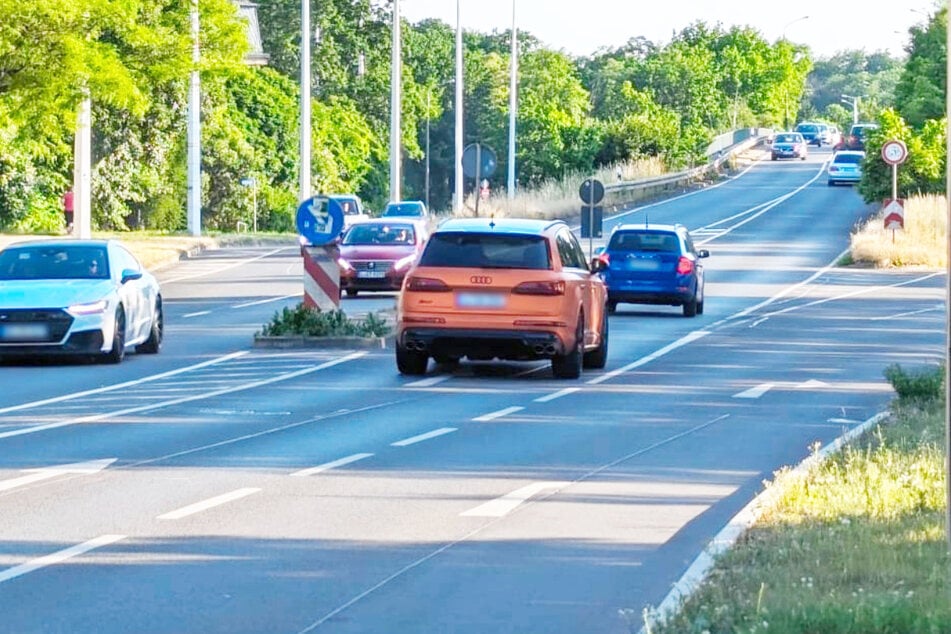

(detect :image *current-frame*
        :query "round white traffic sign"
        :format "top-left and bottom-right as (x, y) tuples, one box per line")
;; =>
(881, 140), (908, 166)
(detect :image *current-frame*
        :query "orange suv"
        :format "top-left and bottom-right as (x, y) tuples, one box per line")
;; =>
(396, 218), (609, 378)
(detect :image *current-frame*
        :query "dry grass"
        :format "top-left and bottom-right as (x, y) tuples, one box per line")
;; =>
(450, 157), (667, 221)
(850, 195), (947, 268)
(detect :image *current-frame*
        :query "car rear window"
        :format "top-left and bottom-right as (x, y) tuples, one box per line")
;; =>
(796, 125), (818, 134)
(0, 245), (110, 280)
(383, 202), (425, 217)
(608, 231), (680, 253)
(775, 134), (799, 143)
(343, 223), (416, 245)
(833, 154), (863, 164)
(418, 232), (551, 269)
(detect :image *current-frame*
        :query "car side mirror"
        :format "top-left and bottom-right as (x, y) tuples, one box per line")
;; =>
(121, 269), (143, 284)
(697, 249), (710, 259)
(590, 257), (607, 273)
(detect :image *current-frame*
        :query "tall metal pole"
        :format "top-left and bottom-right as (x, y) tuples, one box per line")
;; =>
(454, 0), (464, 213)
(389, 0), (401, 202)
(73, 94), (92, 240)
(425, 89), (431, 211)
(187, 0), (201, 236)
(944, 0), (950, 554)
(507, 0), (517, 200)
(299, 0), (311, 202)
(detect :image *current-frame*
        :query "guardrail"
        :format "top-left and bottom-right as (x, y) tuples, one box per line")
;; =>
(601, 130), (771, 208)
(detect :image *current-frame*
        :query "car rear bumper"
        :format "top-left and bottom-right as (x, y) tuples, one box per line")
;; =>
(608, 290), (693, 306)
(399, 327), (567, 360)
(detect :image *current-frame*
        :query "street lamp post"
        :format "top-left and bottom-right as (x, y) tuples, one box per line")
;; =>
(299, 0), (311, 203)
(187, 0), (201, 236)
(454, 0), (464, 214)
(507, 0), (517, 200)
(781, 16), (809, 130)
(841, 95), (862, 124)
(390, 0), (401, 202)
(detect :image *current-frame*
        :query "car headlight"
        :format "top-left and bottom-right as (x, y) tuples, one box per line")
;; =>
(393, 254), (416, 271)
(67, 299), (108, 316)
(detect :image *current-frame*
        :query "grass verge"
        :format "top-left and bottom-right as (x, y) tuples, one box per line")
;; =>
(647, 364), (950, 634)
(850, 195), (946, 268)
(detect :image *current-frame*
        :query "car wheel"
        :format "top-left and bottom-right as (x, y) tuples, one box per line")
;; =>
(771, 155), (777, 161)
(606, 300), (617, 314)
(396, 344), (428, 375)
(583, 310), (608, 369)
(697, 289), (705, 314)
(801, 156), (806, 161)
(346, 289), (359, 297)
(683, 295), (698, 317)
(103, 309), (126, 364)
(136, 299), (163, 354)
(551, 314), (583, 379)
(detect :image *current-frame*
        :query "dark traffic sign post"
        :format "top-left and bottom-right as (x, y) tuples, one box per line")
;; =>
(462, 143), (497, 217)
(579, 178), (604, 260)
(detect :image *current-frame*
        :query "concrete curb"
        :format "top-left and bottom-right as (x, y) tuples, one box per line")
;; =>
(637, 410), (891, 634)
(252, 334), (395, 350)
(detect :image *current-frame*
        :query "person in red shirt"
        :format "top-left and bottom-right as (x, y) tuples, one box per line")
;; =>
(62, 190), (74, 233)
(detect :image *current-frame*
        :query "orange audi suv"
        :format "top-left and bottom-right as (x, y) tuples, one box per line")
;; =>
(396, 218), (609, 378)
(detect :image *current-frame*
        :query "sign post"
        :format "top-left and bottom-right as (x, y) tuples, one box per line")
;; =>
(295, 196), (345, 310)
(462, 143), (497, 217)
(579, 178), (605, 261)
(881, 140), (908, 243)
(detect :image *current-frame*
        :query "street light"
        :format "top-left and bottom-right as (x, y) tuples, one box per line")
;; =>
(390, 0), (401, 202)
(780, 16), (808, 130)
(424, 80), (453, 211)
(782, 15), (809, 40)
(841, 94), (864, 124)
(507, 0), (517, 200)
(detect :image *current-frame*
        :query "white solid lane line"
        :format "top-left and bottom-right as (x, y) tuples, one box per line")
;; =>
(587, 330), (711, 386)
(0, 459), (116, 494)
(291, 453), (374, 477)
(732, 383), (774, 399)
(533, 388), (580, 403)
(0, 351), (248, 416)
(0, 352), (367, 441)
(390, 427), (457, 447)
(472, 406), (524, 422)
(183, 310), (211, 318)
(404, 376), (452, 388)
(461, 482), (570, 518)
(231, 293), (302, 309)
(160, 245), (293, 285)
(157, 488), (261, 520)
(0, 534), (126, 584)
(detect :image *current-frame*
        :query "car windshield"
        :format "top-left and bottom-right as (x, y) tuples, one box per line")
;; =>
(343, 223), (416, 245)
(608, 231), (680, 252)
(833, 154), (863, 164)
(383, 202), (425, 217)
(775, 134), (799, 143)
(796, 125), (818, 133)
(419, 232), (551, 269)
(0, 245), (110, 280)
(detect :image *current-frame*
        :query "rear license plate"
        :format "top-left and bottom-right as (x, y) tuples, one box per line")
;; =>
(626, 258), (660, 271)
(455, 292), (506, 309)
(357, 271), (387, 279)
(0, 323), (49, 341)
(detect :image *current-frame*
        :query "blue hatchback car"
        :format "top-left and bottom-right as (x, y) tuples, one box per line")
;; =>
(598, 223), (709, 317)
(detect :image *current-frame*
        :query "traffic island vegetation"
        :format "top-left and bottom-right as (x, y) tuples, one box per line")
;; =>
(258, 303), (390, 338)
(849, 194), (946, 268)
(646, 364), (950, 634)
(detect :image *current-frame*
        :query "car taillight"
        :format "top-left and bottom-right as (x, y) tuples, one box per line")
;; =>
(676, 257), (694, 275)
(598, 252), (610, 266)
(512, 280), (566, 296)
(405, 276), (451, 292)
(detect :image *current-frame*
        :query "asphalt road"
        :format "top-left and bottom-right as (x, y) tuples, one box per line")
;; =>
(0, 148), (944, 634)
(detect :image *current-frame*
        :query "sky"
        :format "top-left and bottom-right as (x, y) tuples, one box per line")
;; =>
(400, 0), (939, 60)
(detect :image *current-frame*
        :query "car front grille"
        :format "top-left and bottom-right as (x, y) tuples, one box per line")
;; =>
(0, 309), (73, 343)
(352, 261), (395, 272)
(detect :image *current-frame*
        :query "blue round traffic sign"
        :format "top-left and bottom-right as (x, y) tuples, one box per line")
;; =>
(296, 195), (344, 245)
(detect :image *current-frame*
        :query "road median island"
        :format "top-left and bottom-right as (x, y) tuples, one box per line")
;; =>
(252, 303), (395, 350)
(642, 364), (950, 634)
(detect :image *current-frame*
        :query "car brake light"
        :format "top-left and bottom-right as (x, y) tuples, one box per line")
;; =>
(676, 257), (694, 275)
(512, 280), (566, 296)
(405, 276), (451, 292)
(598, 252), (610, 266)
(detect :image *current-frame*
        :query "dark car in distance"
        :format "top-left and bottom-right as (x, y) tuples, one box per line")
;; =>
(598, 223), (709, 317)
(795, 122), (823, 146)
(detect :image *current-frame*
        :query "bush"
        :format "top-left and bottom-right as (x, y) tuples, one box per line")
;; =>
(883, 363), (945, 402)
(259, 303), (390, 338)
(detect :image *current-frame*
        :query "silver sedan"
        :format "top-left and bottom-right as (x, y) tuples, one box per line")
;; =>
(0, 239), (163, 363)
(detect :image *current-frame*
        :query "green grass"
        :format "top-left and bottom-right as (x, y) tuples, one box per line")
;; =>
(648, 365), (950, 634)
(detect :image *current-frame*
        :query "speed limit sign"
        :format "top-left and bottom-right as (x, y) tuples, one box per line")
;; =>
(881, 140), (908, 166)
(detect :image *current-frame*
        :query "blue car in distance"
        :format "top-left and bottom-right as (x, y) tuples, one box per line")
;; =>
(598, 223), (710, 317)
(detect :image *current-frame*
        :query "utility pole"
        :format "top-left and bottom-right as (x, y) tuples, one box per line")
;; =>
(299, 0), (311, 202)
(389, 0), (401, 202)
(454, 0), (464, 213)
(507, 0), (517, 200)
(187, 0), (201, 236)
(72, 93), (92, 240)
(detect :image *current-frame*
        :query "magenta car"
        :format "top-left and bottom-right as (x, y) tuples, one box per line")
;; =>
(337, 219), (428, 296)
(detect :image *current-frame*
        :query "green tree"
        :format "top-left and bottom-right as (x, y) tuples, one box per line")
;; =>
(858, 109), (946, 203)
(895, 8), (947, 128)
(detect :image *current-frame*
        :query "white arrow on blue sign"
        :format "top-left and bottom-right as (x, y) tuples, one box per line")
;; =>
(296, 196), (345, 246)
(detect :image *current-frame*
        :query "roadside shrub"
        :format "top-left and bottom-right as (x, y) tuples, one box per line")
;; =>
(259, 303), (390, 337)
(884, 363), (944, 402)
